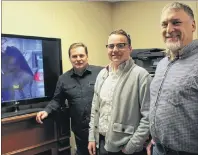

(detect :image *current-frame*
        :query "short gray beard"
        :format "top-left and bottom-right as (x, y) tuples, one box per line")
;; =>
(165, 40), (182, 53)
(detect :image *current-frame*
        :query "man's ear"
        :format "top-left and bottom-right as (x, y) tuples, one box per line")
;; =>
(69, 57), (72, 63)
(129, 46), (133, 53)
(192, 20), (196, 32)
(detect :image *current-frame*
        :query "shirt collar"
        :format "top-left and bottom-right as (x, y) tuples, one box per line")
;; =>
(167, 39), (198, 60)
(105, 58), (132, 72)
(69, 64), (91, 77)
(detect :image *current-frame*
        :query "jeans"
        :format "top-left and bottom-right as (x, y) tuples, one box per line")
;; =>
(152, 143), (166, 155)
(152, 143), (197, 155)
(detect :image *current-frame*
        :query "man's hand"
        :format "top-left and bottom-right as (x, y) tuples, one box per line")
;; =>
(122, 148), (127, 154)
(36, 111), (48, 124)
(88, 141), (96, 155)
(146, 139), (155, 155)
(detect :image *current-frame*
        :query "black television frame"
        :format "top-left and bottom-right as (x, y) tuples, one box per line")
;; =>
(1, 33), (63, 112)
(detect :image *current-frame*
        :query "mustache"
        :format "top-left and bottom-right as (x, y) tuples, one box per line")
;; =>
(75, 61), (83, 65)
(111, 52), (122, 56)
(165, 32), (181, 38)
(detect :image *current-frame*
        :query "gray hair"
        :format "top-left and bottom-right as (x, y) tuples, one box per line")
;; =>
(162, 2), (194, 20)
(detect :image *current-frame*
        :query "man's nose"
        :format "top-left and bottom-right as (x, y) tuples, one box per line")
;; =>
(76, 56), (81, 60)
(166, 23), (175, 34)
(113, 45), (119, 52)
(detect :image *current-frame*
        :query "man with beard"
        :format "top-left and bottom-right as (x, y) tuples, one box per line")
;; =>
(147, 2), (198, 155)
(36, 43), (103, 155)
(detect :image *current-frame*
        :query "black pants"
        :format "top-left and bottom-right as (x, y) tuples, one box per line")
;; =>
(98, 134), (146, 155)
(75, 135), (89, 155)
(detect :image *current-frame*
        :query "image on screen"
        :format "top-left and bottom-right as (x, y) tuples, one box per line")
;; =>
(1, 37), (45, 103)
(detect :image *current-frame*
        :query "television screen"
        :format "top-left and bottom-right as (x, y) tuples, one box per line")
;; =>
(1, 34), (62, 108)
(2, 37), (45, 102)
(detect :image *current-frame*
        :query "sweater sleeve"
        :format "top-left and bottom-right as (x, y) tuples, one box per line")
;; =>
(89, 69), (104, 142)
(124, 72), (151, 154)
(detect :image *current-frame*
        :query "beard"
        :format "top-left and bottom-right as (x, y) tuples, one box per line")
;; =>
(165, 40), (182, 53)
(165, 31), (182, 53)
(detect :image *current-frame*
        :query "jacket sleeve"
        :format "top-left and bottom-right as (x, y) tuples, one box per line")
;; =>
(88, 91), (98, 142)
(89, 69), (103, 142)
(44, 77), (64, 114)
(124, 72), (151, 154)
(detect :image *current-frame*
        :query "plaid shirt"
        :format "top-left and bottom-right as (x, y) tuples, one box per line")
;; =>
(149, 40), (198, 154)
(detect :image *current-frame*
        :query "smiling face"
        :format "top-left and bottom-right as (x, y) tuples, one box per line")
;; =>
(160, 8), (196, 52)
(107, 34), (132, 67)
(69, 46), (88, 72)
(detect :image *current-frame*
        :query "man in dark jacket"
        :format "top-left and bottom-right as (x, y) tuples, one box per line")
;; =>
(36, 42), (103, 155)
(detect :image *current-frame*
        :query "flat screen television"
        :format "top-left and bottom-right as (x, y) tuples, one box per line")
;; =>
(1, 34), (62, 115)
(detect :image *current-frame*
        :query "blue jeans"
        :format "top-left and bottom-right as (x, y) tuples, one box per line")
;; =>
(152, 143), (167, 155)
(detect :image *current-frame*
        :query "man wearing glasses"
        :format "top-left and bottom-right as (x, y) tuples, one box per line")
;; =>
(88, 29), (151, 155)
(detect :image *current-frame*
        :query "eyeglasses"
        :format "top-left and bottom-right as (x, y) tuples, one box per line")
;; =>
(106, 43), (128, 49)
